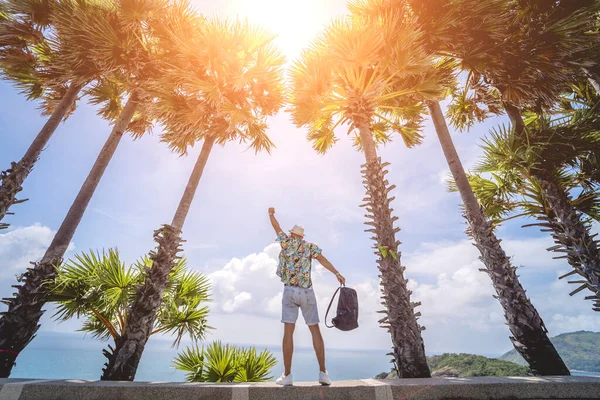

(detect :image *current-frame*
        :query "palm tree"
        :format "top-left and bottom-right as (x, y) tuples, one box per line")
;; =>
(348, 0), (570, 375)
(49, 249), (211, 352)
(425, 0), (597, 362)
(461, 0), (600, 312)
(289, 12), (440, 378)
(0, 0), (167, 377)
(101, 16), (286, 381)
(174, 342), (277, 383)
(466, 97), (600, 311)
(428, 105), (573, 376)
(394, 0), (600, 312)
(0, 0), (97, 228)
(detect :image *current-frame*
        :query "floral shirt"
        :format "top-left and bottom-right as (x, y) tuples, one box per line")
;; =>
(276, 232), (322, 288)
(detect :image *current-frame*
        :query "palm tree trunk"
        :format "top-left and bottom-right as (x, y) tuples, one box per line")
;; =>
(0, 82), (82, 229)
(171, 137), (215, 230)
(101, 136), (215, 381)
(357, 123), (430, 378)
(0, 92), (138, 378)
(532, 171), (600, 310)
(428, 101), (569, 375)
(505, 103), (600, 311)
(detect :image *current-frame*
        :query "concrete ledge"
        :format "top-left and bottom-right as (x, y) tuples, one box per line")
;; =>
(0, 376), (599, 400)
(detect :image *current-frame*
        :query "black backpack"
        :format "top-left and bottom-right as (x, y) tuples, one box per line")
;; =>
(325, 286), (359, 331)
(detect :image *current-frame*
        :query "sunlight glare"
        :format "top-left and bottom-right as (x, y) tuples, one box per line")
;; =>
(228, 0), (345, 60)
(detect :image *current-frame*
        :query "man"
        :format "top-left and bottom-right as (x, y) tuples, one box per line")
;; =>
(268, 207), (345, 386)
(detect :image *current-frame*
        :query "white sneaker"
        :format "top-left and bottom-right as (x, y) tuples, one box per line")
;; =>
(319, 370), (331, 386)
(276, 373), (293, 386)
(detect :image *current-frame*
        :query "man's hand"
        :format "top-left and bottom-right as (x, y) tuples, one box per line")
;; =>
(269, 207), (282, 234)
(336, 272), (346, 286)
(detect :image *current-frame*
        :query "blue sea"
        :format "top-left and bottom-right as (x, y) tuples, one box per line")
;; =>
(10, 332), (600, 382)
(10, 331), (392, 382)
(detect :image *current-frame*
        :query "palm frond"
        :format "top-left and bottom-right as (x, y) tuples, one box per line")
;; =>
(153, 14), (285, 154)
(234, 347), (277, 382)
(289, 6), (443, 155)
(172, 345), (205, 382)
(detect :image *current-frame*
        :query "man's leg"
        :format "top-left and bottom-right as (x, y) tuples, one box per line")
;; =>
(283, 323), (295, 376)
(308, 324), (326, 373)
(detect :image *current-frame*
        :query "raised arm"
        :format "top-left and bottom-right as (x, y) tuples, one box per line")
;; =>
(315, 254), (346, 286)
(268, 207), (283, 235)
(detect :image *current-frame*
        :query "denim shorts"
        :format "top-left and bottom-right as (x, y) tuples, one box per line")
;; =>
(281, 285), (320, 326)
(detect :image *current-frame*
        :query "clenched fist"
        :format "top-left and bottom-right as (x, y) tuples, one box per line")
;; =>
(268, 207), (275, 215)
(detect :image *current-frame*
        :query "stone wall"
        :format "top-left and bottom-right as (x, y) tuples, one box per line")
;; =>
(0, 376), (599, 400)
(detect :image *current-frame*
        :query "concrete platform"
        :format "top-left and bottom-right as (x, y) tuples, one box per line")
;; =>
(0, 376), (599, 399)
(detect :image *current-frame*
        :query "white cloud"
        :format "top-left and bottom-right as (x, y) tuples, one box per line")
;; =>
(222, 291), (252, 312)
(403, 235), (569, 278)
(202, 235), (600, 355)
(551, 314), (600, 332)
(204, 242), (393, 349)
(0, 224), (75, 279)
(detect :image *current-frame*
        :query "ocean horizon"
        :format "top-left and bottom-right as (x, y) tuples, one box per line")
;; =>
(9, 331), (600, 382)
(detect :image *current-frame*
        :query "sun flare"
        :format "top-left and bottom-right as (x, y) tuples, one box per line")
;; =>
(225, 0), (346, 59)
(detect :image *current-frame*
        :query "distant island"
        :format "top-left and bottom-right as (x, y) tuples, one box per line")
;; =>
(376, 331), (600, 378)
(376, 353), (530, 379)
(499, 331), (600, 372)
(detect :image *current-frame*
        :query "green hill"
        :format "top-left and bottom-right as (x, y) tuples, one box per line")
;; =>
(499, 331), (600, 372)
(376, 353), (531, 379)
(428, 353), (532, 377)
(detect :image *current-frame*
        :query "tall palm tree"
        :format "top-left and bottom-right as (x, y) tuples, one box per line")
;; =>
(348, 0), (570, 375)
(101, 16), (286, 381)
(289, 12), (440, 378)
(49, 249), (211, 349)
(0, 0), (95, 228)
(428, 104), (572, 376)
(0, 0), (167, 377)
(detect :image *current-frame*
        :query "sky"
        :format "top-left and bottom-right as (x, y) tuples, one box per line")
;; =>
(1, 0), (599, 363)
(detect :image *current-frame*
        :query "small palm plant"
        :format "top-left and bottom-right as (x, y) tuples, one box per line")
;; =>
(173, 341), (277, 383)
(49, 249), (211, 361)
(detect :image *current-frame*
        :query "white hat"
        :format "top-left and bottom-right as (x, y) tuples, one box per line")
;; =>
(289, 225), (305, 237)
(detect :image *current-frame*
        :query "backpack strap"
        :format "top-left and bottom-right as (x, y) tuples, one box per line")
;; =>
(325, 286), (342, 329)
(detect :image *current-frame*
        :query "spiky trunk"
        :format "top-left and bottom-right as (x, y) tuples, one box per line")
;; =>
(428, 101), (568, 375)
(505, 103), (600, 313)
(102, 137), (214, 381)
(533, 171), (600, 310)
(0, 82), (82, 229)
(101, 225), (183, 381)
(0, 92), (138, 378)
(357, 124), (430, 378)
